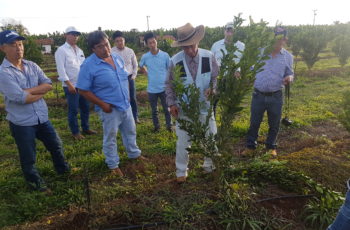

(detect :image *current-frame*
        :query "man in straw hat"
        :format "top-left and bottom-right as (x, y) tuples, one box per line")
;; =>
(165, 23), (219, 183)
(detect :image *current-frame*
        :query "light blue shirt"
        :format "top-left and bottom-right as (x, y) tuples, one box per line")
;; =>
(139, 50), (170, 93)
(0, 58), (52, 126)
(76, 53), (130, 112)
(254, 48), (294, 92)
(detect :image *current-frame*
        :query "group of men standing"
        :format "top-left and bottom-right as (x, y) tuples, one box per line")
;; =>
(0, 21), (294, 190)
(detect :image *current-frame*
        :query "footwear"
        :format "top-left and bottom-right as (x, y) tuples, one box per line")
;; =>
(240, 148), (254, 157)
(73, 133), (85, 140)
(133, 155), (148, 162)
(166, 126), (173, 132)
(135, 118), (141, 124)
(153, 127), (160, 133)
(267, 149), (277, 157)
(110, 168), (124, 177)
(176, 176), (187, 183)
(29, 182), (52, 195)
(82, 130), (97, 135)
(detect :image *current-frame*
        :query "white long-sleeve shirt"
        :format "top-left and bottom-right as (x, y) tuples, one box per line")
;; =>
(55, 42), (85, 87)
(111, 46), (138, 78)
(211, 39), (245, 66)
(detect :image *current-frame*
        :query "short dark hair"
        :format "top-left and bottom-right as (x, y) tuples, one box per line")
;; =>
(112, 30), (123, 40)
(87, 30), (108, 51)
(144, 32), (155, 44)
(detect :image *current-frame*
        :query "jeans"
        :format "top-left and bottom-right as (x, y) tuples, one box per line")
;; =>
(175, 114), (217, 177)
(128, 76), (138, 121)
(246, 90), (283, 149)
(327, 180), (350, 230)
(98, 107), (141, 169)
(148, 91), (171, 129)
(9, 121), (70, 188)
(63, 87), (90, 135)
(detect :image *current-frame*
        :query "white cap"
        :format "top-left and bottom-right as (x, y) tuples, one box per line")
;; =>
(225, 22), (234, 29)
(65, 26), (81, 35)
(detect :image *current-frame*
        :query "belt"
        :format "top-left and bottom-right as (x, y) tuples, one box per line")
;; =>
(254, 88), (281, 96)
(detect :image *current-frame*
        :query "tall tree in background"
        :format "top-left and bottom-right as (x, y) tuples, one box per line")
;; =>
(0, 19), (43, 64)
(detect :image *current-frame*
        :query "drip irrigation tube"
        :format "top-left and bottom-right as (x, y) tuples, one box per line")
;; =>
(104, 222), (168, 230)
(256, 194), (316, 203)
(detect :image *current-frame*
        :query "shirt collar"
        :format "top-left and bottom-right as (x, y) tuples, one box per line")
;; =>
(92, 53), (104, 65)
(184, 50), (199, 64)
(2, 58), (28, 68)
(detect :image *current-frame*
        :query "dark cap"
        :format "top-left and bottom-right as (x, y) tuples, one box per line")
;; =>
(274, 27), (287, 37)
(0, 30), (25, 45)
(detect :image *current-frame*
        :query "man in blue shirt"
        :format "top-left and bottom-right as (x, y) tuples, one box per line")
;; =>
(76, 31), (143, 176)
(0, 30), (70, 192)
(140, 32), (172, 132)
(244, 27), (294, 156)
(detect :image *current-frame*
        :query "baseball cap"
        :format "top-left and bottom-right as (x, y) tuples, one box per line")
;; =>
(225, 22), (234, 30)
(65, 26), (81, 35)
(0, 30), (25, 45)
(274, 27), (287, 37)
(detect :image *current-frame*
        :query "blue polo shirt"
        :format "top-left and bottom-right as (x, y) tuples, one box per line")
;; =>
(139, 50), (170, 93)
(76, 53), (130, 111)
(0, 58), (51, 126)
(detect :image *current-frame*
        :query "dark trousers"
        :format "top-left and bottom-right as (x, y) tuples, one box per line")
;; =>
(246, 90), (283, 149)
(63, 87), (90, 135)
(128, 75), (138, 121)
(148, 91), (171, 129)
(9, 121), (70, 188)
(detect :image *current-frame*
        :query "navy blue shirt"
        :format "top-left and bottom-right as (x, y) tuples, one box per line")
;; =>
(0, 58), (51, 126)
(76, 53), (130, 111)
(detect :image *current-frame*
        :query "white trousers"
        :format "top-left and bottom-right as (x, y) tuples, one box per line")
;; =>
(175, 114), (217, 177)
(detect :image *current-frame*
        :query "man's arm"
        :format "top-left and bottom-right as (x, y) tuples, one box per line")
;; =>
(165, 63), (179, 118)
(24, 83), (52, 95)
(131, 50), (138, 80)
(78, 89), (112, 113)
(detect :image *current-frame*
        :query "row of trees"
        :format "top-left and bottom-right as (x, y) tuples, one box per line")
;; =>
(1, 19), (350, 69)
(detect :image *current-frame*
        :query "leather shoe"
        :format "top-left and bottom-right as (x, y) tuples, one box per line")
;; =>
(111, 168), (124, 177)
(176, 176), (187, 183)
(73, 133), (85, 140)
(82, 130), (97, 135)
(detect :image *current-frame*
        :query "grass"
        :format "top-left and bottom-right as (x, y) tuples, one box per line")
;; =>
(0, 53), (350, 229)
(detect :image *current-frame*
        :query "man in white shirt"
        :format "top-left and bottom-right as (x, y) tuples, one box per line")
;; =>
(211, 22), (245, 116)
(55, 26), (96, 140)
(211, 22), (245, 67)
(111, 31), (140, 124)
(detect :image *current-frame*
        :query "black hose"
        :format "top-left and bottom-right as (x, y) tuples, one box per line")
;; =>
(103, 222), (168, 230)
(256, 194), (315, 203)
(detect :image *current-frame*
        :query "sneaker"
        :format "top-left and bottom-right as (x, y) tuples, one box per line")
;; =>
(135, 118), (141, 124)
(82, 130), (97, 135)
(240, 148), (254, 157)
(267, 149), (277, 157)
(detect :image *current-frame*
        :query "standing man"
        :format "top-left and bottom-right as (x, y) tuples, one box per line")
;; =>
(111, 31), (140, 124)
(0, 30), (70, 192)
(165, 23), (219, 183)
(244, 27), (293, 156)
(139, 32), (172, 132)
(55, 26), (96, 140)
(77, 31), (143, 176)
(211, 22), (245, 116)
(211, 22), (245, 67)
